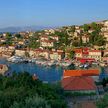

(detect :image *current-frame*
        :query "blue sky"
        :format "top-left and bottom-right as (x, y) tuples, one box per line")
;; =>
(0, 0), (108, 28)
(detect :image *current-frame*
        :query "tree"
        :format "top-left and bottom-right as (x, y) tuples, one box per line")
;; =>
(91, 22), (101, 32)
(28, 36), (40, 49)
(14, 34), (22, 39)
(69, 51), (75, 59)
(83, 24), (90, 32)
(0, 72), (67, 108)
(97, 94), (108, 108)
(89, 30), (106, 46)
(5, 32), (13, 45)
(6, 32), (12, 39)
(10, 95), (51, 108)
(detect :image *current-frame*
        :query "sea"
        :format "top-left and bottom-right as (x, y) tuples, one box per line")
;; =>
(0, 58), (75, 83)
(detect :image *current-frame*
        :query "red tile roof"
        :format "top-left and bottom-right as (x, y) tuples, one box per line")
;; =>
(74, 49), (82, 53)
(62, 76), (97, 91)
(41, 40), (55, 43)
(89, 50), (101, 52)
(41, 35), (48, 38)
(63, 69), (99, 78)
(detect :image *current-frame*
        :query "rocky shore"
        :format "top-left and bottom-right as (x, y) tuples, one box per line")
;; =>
(0, 64), (8, 75)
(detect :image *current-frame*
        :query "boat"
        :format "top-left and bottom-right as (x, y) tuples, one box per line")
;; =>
(59, 61), (72, 67)
(7, 56), (26, 63)
(47, 61), (54, 66)
(84, 64), (89, 68)
(79, 64), (84, 68)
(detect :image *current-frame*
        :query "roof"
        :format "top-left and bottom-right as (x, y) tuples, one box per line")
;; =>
(74, 48), (89, 54)
(79, 58), (95, 63)
(74, 49), (82, 53)
(49, 51), (63, 55)
(103, 50), (108, 52)
(82, 35), (89, 38)
(89, 50), (101, 52)
(41, 40), (55, 43)
(62, 76), (97, 91)
(63, 69), (99, 78)
(41, 35), (49, 38)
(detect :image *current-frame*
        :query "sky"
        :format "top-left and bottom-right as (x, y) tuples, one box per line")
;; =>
(0, 0), (108, 28)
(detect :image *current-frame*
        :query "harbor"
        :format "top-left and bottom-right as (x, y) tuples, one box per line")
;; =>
(7, 56), (73, 67)
(0, 58), (64, 82)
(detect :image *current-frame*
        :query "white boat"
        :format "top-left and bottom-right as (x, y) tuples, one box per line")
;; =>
(7, 56), (25, 63)
(47, 60), (55, 66)
(59, 61), (72, 67)
(79, 64), (84, 68)
(84, 64), (89, 68)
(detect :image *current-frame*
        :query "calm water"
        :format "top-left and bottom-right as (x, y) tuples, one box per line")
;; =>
(0, 58), (64, 82)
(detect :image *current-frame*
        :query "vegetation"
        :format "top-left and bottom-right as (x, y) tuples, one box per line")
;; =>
(97, 93), (108, 108)
(14, 34), (22, 39)
(28, 36), (40, 49)
(89, 30), (106, 46)
(64, 91), (96, 97)
(0, 72), (67, 108)
(55, 31), (70, 45)
(69, 50), (75, 59)
(83, 24), (90, 32)
(5, 32), (13, 45)
(10, 95), (51, 108)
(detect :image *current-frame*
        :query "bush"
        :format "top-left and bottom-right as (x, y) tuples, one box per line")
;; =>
(0, 72), (67, 108)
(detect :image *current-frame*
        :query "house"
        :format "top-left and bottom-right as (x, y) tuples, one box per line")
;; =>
(0, 46), (9, 52)
(18, 41), (24, 45)
(40, 50), (49, 59)
(50, 35), (59, 41)
(102, 57), (108, 61)
(88, 29), (94, 33)
(8, 45), (15, 50)
(2, 33), (7, 37)
(103, 50), (108, 56)
(29, 32), (34, 37)
(82, 48), (89, 58)
(40, 40), (55, 47)
(74, 32), (79, 37)
(34, 49), (49, 59)
(62, 76), (97, 93)
(78, 58), (95, 64)
(61, 69), (99, 93)
(40, 35), (49, 41)
(29, 50), (36, 58)
(49, 50), (65, 60)
(2, 51), (13, 58)
(103, 31), (108, 41)
(82, 35), (89, 43)
(102, 50), (108, 61)
(74, 48), (83, 59)
(102, 31), (108, 48)
(44, 29), (55, 35)
(63, 69), (99, 78)
(89, 50), (102, 61)
(74, 48), (89, 60)
(15, 49), (26, 57)
(65, 52), (70, 59)
(0, 39), (6, 43)
(75, 26), (81, 34)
